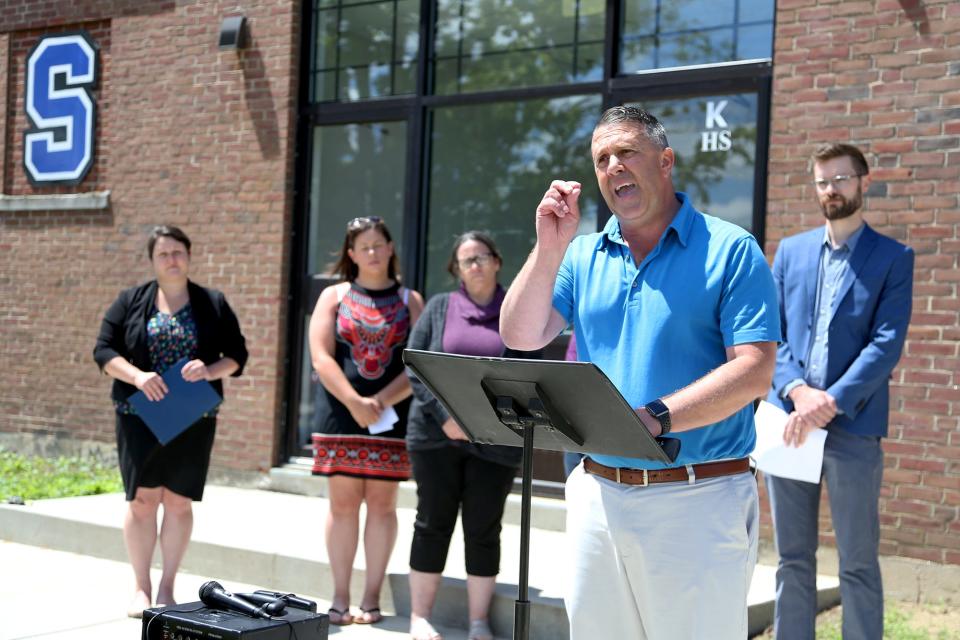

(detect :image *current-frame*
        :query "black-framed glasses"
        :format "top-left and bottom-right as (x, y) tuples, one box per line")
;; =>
(457, 253), (494, 270)
(347, 216), (383, 229)
(813, 175), (862, 190)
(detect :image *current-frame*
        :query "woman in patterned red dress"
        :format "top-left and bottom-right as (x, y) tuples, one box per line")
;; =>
(308, 216), (424, 626)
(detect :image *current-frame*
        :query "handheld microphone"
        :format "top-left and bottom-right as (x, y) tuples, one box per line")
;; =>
(234, 592), (287, 616)
(252, 590), (317, 613)
(199, 581), (272, 618)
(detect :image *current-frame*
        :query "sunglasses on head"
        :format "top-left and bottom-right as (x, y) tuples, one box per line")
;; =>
(347, 216), (383, 230)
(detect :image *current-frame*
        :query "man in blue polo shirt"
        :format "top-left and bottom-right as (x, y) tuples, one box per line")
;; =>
(501, 105), (780, 639)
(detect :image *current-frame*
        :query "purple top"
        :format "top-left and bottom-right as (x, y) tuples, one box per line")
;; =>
(442, 283), (506, 357)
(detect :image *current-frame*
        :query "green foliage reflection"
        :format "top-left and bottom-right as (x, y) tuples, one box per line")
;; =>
(426, 95), (603, 296)
(433, 0), (605, 94)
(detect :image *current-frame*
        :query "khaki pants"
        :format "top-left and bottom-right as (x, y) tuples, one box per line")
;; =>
(564, 464), (759, 640)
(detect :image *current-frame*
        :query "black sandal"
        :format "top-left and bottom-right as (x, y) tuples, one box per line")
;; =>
(327, 606), (354, 625)
(355, 606), (382, 624)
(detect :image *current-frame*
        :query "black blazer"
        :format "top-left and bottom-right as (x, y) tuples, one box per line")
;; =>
(93, 280), (248, 403)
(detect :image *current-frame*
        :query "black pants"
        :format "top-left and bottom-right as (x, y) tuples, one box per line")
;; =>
(409, 446), (517, 576)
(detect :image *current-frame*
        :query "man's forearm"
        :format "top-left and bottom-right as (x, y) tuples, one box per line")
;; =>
(501, 245), (565, 350)
(662, 342), (777, 432)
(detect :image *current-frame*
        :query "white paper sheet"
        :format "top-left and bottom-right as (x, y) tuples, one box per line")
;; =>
(752, 401), (827, 484)
(367, 405), (398, 435)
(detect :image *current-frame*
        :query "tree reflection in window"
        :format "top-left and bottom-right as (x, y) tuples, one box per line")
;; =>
(425, 95), (602, 296)
(311, 0), (421, 102)
(621, 0), (773, 73)
(307, 122), (408, 274)
(632, 94), (758, 232)
(433, 0), (606, 94)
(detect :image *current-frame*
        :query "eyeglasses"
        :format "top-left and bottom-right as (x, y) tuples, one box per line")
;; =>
(814, 175), (862, 190)
(457, 253), (495, 270)
(347, 216), (383, 229)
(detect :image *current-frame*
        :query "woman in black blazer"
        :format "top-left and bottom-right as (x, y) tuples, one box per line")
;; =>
(93, 225), (247, 617)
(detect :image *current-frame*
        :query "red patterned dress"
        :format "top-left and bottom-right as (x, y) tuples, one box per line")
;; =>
(311, 282), (412, 480)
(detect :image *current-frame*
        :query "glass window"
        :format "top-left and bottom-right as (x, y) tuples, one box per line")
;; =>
(628, 93), (758, 232)
(424, 95), (603, 297)
(736, 23), (775, 61)
(620, 0), (774, 73)
(306, 121), (408, 275)
(433, 0), (606, 94)
(739, 0), (775, 23)
(296, 315), (318, 451)
(311, 0), (420, 102)
(292, 0), (774, 477)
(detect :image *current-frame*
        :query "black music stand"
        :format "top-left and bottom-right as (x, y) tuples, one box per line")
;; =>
(403, 350), (680, 640)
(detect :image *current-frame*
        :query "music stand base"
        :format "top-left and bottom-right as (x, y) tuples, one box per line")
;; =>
(513, 600), (530, 640)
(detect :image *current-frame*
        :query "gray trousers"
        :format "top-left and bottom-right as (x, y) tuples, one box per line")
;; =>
(766, 427), (884, 640)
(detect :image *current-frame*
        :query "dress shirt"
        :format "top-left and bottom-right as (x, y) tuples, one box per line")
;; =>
(781, 224), (865, 400)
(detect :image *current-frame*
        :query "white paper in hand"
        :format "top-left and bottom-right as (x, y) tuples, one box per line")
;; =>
(752, 401), (827, 484)
(367, 405), (398, 435)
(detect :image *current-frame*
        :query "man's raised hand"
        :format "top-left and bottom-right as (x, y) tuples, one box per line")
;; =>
(536, 180), (582, 252)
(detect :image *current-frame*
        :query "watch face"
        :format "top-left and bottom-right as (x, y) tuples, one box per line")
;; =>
(647, 400), (668, 418)
(646, 400), (671, 434)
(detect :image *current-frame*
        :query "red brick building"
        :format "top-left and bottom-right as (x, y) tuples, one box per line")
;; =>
(1, 0), (957, 579)
(1, 2), (298, 480)
(764, 0), (960, 570)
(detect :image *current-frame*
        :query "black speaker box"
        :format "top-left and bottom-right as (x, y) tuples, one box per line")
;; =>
(142, 602), (328, 640)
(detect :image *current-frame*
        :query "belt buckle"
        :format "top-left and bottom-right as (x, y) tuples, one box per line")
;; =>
(641, 469), (648, 487)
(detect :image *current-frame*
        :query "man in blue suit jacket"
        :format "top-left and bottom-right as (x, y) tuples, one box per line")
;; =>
(766, 143), (914, 640)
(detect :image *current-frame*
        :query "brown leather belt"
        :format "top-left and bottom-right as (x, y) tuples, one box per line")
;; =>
(583, 457), (751, 486)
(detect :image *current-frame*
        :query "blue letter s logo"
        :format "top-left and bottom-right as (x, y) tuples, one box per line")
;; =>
(23, 32), (98, 185)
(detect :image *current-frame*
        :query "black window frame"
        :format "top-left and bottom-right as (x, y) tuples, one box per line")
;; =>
(281, 0), (774, 464)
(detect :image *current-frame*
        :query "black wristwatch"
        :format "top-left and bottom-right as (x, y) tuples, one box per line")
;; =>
(644, 399), (672, 436)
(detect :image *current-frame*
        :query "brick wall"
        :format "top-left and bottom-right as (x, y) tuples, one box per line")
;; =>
(2, 0), (958, 566)
(763, 0), (960, 564)
(0, 1), (300, 474)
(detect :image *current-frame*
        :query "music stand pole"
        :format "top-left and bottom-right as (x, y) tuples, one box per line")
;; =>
(514, 424), (534, 640)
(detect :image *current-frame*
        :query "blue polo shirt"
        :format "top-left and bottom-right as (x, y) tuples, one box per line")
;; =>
(552, 193), (780, 470)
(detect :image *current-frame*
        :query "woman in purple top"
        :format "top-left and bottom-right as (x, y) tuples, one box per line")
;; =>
(405, 232), (538, 640)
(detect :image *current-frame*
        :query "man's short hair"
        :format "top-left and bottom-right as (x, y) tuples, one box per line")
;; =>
(812, 143), (870, 177)
(596, 105), (669, 149)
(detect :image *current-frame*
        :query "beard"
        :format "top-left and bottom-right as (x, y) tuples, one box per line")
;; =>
(819, 187), (862, 221)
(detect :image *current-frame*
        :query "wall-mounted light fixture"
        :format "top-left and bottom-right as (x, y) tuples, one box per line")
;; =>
(218, 15), (247, 50)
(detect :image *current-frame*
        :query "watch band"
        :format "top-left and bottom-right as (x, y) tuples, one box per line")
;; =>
(644, 399), (672, 436)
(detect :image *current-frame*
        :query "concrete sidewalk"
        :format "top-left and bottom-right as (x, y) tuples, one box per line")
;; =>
(0, 481), (840, 639)
(0, 541), (472, 640)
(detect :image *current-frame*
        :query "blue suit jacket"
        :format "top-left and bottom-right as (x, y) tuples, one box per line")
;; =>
(766, 223), (914, 437)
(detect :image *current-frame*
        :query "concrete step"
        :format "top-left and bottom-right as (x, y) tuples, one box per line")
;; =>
(265, 462), (568, 532)
(0, 482), (840, 639)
